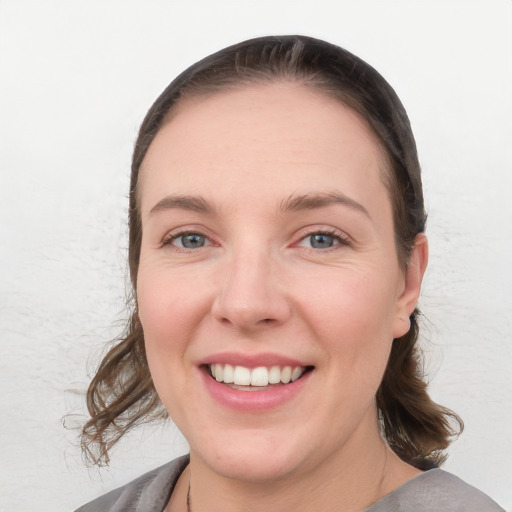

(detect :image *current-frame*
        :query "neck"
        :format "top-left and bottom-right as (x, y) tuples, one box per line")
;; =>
(179, 423), (420, 512)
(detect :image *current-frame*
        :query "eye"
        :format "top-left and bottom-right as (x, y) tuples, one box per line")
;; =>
(296, 230), (350, 250)
(307, 233), (336, 249)
(164, 231), (210, 249)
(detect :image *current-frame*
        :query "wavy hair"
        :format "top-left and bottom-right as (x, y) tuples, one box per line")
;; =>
(81, 35), (462, 467)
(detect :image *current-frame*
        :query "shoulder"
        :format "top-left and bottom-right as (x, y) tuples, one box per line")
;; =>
(74, 455), (189, 512)
(366, 469), (505, 512)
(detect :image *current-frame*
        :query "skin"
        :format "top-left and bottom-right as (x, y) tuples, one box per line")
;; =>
(136, 83), (428, 512)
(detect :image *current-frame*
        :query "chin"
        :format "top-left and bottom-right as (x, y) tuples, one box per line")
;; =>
(190, 430), (310, 483)
(203, 452), (300, 483)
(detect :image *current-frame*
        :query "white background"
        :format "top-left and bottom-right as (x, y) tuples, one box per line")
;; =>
(1, 1), (511, 510)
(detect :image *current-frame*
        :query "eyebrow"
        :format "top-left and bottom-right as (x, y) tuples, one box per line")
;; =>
(148, 191), (370, 218)
(149, 195), (215, 215)
(280, 192), (370, 217)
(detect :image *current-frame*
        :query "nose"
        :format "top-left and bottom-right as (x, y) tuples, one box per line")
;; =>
(211, 247), (292, 331)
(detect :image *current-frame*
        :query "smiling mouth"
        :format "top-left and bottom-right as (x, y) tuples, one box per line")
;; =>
(207, 364), (313, 390)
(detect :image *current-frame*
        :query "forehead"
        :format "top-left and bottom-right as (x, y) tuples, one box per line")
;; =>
(138, 83), (388, 212)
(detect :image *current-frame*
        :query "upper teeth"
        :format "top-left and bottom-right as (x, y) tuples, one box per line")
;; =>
(209, 364), (306, 386)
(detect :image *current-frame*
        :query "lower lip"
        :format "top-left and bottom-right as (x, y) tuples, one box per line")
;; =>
(201, 368), (312, 412)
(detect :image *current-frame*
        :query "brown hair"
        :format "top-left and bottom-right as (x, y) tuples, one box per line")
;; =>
(81, 35), (462, 467)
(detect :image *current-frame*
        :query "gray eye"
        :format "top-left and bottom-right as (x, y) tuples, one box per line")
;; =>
(309, 233), (335, 249)
(179, 233), (207, 248)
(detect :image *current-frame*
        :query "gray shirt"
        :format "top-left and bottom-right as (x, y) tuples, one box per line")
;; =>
(75, 455), (505, 511)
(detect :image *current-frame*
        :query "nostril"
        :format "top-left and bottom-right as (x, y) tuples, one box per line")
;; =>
(211, 287), (292, 329)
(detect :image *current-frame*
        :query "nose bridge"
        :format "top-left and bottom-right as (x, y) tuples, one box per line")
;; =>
(212, 239), (290, 329)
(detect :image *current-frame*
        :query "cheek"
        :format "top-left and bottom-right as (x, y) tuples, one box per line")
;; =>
(136, 266), (209, 419)
(137, 275), (174, 347)
(310, 268), (398, 333)
(136, 265), (209, 386)
(300, 267), (399, 371)
(138, 263), (207, 337)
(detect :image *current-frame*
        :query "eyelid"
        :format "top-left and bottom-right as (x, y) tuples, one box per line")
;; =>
(160, 225), (218, 249)
(158, 224), (351, 251)
(292, 226), (352, 249)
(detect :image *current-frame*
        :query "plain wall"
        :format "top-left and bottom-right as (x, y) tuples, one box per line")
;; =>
(0, 1), (511, 510)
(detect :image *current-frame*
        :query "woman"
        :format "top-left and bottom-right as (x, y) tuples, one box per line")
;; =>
(77, 35), (504, 511)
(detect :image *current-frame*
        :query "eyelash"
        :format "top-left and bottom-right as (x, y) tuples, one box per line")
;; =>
(161, 227), (352, 252)
(294, 228), (352, 251)
(161, 230), (213, 250)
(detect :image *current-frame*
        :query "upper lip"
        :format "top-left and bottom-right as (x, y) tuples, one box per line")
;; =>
(197, 352), (312, 368)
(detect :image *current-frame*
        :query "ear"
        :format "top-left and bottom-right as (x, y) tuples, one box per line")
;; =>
(393, 234), (429, 338)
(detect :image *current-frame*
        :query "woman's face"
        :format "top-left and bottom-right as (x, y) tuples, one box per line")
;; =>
(137, 83), (423, 482)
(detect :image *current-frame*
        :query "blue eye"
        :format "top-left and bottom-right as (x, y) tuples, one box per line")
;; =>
(308, 233), (335, 249)
(172, 233), (208, 249)
(296, 230), (349, 251)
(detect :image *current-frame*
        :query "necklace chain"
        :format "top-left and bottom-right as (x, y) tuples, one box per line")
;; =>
(186, 481), (192, 512)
